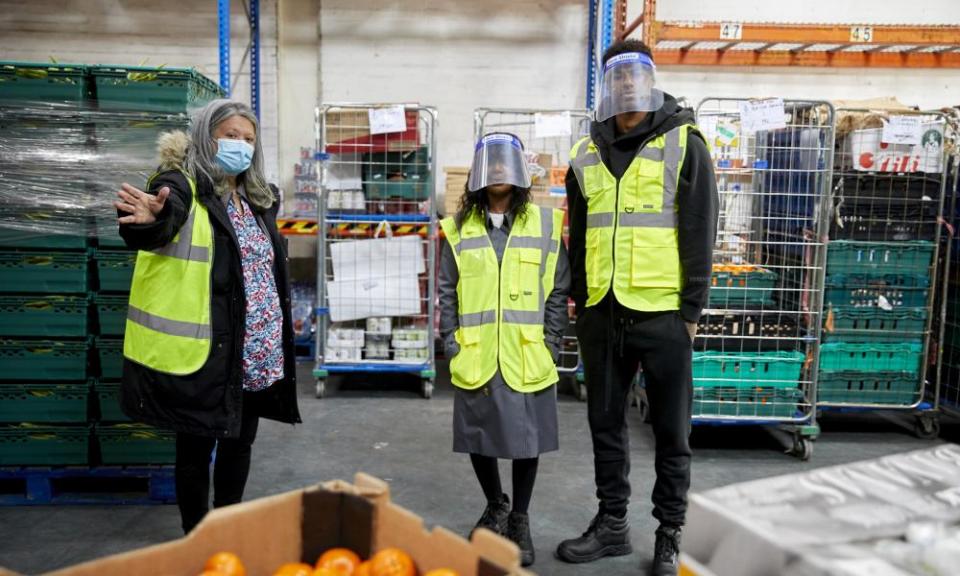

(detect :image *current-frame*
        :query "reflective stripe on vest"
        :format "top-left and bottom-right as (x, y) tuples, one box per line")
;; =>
(569, 124), (692, 311)
(440, 204), (563, 393)
(123, 172), (214, 375)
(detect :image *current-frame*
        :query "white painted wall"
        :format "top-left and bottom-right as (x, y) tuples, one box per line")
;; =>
(3, 0), (960, 204)
(319, 0), (588, 170)
(626, 0), (960, 110)
(0, 0), (281, 182)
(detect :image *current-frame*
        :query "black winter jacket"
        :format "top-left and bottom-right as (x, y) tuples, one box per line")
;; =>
(118, 155), (301, 438)
(566, 93), (719, 323)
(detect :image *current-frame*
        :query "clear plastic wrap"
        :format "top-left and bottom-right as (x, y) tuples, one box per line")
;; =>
(0, 101), (190, 243)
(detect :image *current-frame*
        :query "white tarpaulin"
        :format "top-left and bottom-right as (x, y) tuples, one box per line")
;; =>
(685, 445), (960, 576)
(327, 224), (424, 321)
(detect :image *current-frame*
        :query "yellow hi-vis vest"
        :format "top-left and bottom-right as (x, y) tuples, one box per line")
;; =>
(124, 172), (214, 375)
(569, 124), (695, 311)
(440, 204), (564, 393)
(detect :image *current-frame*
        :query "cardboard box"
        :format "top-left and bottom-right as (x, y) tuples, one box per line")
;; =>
(444, 167), (470, 216)
(324, 109), (420, 154)
(844, 123), (944, 173)
(30, 474), (531, 576)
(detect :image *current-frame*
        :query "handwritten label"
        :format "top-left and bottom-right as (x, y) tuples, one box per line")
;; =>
(534, 111), (572, 139)
(881, 115), (922, 146)
(368, 105), (407, 135)
(738, 98), (787, 133)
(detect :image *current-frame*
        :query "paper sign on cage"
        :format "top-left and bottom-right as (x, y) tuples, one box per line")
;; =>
(738, 98), (787, 133)
(329, 233), (425, 281)
(368, 106), (407, 135)
(327, 274), (422, 322)
(533, 112), (572, 139)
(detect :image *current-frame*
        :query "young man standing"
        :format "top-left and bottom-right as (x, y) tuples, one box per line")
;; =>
(556, 39), (718, 575)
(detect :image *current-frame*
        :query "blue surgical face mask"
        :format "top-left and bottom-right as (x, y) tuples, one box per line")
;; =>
(215, 138), (255, 175)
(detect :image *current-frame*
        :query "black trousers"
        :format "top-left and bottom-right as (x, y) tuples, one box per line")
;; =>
(175, 390), (260, 534)
(576, 304), (693, 526)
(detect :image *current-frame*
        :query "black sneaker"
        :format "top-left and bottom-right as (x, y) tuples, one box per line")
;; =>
(506, 511), (535, 567)
(555, 511), (632, 563)
(650, 526), (681, 576)
(470, 494), (510, 538)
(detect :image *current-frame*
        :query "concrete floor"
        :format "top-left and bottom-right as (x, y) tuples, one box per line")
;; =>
(0, 361), (956, 575)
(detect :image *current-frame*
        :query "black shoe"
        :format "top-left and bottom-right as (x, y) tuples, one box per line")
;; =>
(650, 526), (681, 576)
(470, 494), (510, 538)
(506, 511), (535, 567)
(555, 511), (632, 563)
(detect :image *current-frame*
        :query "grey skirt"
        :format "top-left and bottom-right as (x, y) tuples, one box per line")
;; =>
(453, 370), (559, 459)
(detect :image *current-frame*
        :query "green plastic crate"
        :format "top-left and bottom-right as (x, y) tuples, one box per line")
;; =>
(0, 228), (86, 250)
(693, 351), (806, 389)
(94, 382), (130, 422)
(0, 382), (90, 423)
(823, 307), (927, 342)
(824, 273), (930, 309)
(94, 294), (128, 336)
(0, 251), (88, 294)
(819, 342), (923, 375)
(96, 423), (174, 465)
(96, 338), (123, 380)
(0, 339), (88, 381)
(693, 387), (805, 418)
(817, 371), (920, 405)
(0, 424), (89, 465)
(0, 62), (90, 104)
(708, 268), (778, 308)
(0, 295), (89, 338)
(364, 178), (433, 201)
(90, 65), (223, 113)
(363, 147), (432, 200)
(826, 241), (934, 275)
(95, 249), (136, 292)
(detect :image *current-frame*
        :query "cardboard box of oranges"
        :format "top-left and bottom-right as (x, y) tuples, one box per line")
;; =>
(18, 474), (533, 576)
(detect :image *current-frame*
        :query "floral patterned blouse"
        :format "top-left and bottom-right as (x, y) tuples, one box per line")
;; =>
(227, 195), (285, 391)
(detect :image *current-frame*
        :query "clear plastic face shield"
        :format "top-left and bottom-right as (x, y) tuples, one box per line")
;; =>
(467, 133), (532, 192)
(596, 52), (664, 122)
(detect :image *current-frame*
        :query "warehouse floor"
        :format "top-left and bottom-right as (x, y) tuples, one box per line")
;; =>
(1, 361), (957, 576)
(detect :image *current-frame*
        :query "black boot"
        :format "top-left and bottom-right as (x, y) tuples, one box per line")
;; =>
(506, 511), (535, 567)
(470, 494), (510, 538)
(650, 526), (681, 576)
(555, 511), (632, 563)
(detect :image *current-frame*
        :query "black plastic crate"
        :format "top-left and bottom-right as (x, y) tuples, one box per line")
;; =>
(829, 174), (941, 241)
(695, 311), (802, 352)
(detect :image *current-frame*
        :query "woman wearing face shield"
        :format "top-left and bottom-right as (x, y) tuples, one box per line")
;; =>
(114, 99), (301, 534)
(438, 133), (571, 567)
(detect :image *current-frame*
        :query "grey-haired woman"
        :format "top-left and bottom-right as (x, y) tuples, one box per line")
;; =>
(114, 99), (300, 533)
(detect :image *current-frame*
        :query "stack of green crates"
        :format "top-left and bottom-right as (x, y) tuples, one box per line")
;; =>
(0, 231), (91, 466)
(819, 240), (933, 405)
(0, 61), (221, 466)
(363, 146), (432, 201)
(708, 266), (778, 309)
(692, 350), (806, 418)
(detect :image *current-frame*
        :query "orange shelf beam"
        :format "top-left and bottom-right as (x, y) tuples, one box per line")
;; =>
(652, 50), (960, 69)
(630, 0), (960, 68)
(652, 22), (960, 45)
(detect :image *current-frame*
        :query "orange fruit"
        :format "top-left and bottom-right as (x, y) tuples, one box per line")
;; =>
(205, 552), (246, 576)
(273, 563), (315, 576)
(199, 572), (229, 576)
(314, 568), (340, 576)
(355, 561), (373, 576)
(369, 548), (415, 576)
(317, 548), (361, 575)
(424, 571), (459, 576)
